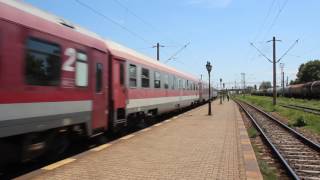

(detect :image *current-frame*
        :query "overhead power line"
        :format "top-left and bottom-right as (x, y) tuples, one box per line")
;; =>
(165, 42), (190, 64)
(250, 42), (272, 63)
(112, 0), (155, 29)
(262, 0), (289, 40)
(112, 0), (183, 48)
(278, 39), (299, 61)
(252, 0), (276, 42)
(75, 0), (152, 45)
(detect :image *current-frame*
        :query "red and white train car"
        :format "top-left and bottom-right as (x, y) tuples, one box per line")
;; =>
(0, 0), (211, 163)
(107, 40), (203, 128)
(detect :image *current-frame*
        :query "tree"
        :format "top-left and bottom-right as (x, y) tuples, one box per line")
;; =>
(259, 81), (271, 90)
(292, 60), (320, 84)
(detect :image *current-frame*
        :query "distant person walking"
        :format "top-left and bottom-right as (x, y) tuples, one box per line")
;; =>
(227, 94), (230, 101)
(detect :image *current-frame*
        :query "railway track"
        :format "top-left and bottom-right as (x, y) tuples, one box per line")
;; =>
(235, 100), (320, 180)
(280, 104), (320, 116)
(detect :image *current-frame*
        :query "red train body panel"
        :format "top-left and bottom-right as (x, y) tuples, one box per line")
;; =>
(0, 0), (214, 164)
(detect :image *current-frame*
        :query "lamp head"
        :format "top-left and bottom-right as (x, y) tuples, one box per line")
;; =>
(206, 61), (212, 73)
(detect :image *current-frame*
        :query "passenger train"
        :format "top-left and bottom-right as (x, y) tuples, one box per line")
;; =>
(0, 0), (217, 164)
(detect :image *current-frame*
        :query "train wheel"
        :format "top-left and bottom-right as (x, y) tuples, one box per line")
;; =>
(45, 133), (69, 161)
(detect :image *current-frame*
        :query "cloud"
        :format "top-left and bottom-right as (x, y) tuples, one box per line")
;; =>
(187, 0), (232, 8)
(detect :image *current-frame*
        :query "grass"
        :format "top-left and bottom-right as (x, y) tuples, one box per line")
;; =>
(248, 127), (258, 138)
(251, 142), (277, 180)
(235, 95), (320, 135)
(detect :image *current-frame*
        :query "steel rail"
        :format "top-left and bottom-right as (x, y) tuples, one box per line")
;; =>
(280, 104), (320, 116)
(234, 99), (300, 180)
(242, 102), (320, 150)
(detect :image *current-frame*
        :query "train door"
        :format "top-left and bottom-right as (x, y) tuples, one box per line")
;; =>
(112, 58), (127, 123)
(91, 50), (108, 131)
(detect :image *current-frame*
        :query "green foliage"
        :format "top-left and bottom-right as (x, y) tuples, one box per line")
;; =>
(235, 95), (320, 134)
(251, 144), (277, 180)
(248, 127), (258, 138)
(292, 60), (320, 84)
(259, 81), (272, 90)
(293, 116), (307, 127)
(258, 161), (277, 180)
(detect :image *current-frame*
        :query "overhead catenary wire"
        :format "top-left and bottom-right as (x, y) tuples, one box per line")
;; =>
(277, 39), (299, 62)
(251, 0), (276, 42)
(74, 0), (152, 45)
(165, 42), (190, 64)
(250, 42), (272, 63)
(112, 0), (156, 30)
(112, 0), (183, 47)
(262, 0), (289, 40)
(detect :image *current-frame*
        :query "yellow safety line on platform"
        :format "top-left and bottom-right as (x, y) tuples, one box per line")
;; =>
(90, 143), (112, 152)
(140, 127), (152, 132)
(41, 158), (76, 170)
(164, 119), (171, 123)
(120, 134), (135, 140)
(154, 123), (162, 127)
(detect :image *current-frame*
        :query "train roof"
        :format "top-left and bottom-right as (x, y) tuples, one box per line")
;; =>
(0, 0), (106, 51)
(105, 40), (198, 81)
(0, 0), (199, 82)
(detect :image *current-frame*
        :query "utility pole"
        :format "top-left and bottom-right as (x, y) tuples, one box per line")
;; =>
(251, 37), (298, 106)
(241, 73), (246, 93)
(280, 63), (285, 96)
(267, 36), (281, 105)
(153, 42), (164, 61)
(286, 76), (289, 86)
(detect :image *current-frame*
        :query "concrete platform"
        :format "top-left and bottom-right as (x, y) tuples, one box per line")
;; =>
(17, 100), (262, 180)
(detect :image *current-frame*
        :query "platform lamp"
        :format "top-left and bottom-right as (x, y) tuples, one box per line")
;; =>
(219, 78), (222, 104)
(206, 61), (212, 116)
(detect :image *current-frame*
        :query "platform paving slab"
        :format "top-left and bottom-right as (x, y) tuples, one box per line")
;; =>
(17, 100), (262, 180)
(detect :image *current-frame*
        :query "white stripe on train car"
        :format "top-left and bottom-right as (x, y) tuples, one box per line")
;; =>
(0, 100), (92, 121)
(127, 95), (198, 109)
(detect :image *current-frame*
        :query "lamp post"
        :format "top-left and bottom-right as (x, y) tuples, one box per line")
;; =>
(206, 61), (212, 116)
(219, 78), (222, 104)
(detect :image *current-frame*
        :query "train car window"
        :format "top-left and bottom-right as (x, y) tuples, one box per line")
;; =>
(179, 79), (182, 89)
(96, 63), (103, 92)
(25, 38), (61, 86)
(75, 52), (88, 87)
(154, 71), (161, 88)
(164, 74), (169, 89)
(170, 75), (174, 90)
(120, 63), (124, 85)
(173, 76), (177, 90)
(129, 64), (137, 87)
(141, 68), (150, 88)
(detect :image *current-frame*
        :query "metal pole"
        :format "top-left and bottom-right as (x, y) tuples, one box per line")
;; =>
(156, 43), (160, 61)
(219, 79), (222, 104)
(208, 72), (212, 115)
(273, 36), (277, 105)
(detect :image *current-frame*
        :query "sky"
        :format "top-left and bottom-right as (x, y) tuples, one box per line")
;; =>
(24, 0), (320, 89)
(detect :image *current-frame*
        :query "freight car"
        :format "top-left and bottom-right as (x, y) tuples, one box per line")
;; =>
(0, 0), (216, 165)
(252, 80), (320, 99)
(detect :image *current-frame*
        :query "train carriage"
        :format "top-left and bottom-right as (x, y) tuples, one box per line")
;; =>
(0, 0), (213, 165)
(106, 40), (201, 129)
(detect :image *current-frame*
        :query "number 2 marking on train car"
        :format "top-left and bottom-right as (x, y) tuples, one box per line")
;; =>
(63, 48), (76, 71)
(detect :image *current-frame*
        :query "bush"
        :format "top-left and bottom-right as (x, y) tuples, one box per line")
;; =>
(293, 116), (307, 127)
(248, 127), (258, 138)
